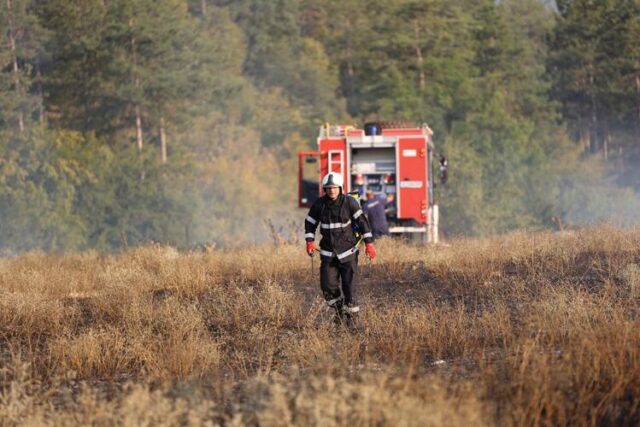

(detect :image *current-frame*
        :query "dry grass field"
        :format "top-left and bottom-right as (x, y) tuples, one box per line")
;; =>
(0, 226), (639, 426)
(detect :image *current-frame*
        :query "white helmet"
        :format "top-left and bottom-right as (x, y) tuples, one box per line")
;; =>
(322, 172), (343, 189)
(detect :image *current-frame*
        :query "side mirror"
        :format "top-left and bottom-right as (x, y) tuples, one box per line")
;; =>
(439, 156), (448, 185)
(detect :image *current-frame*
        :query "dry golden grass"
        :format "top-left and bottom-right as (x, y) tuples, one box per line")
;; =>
(0, 226), (639, 426)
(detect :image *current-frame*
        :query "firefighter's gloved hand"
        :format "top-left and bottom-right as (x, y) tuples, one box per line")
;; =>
(306, 241), (316, 257)
(365, 243), (376, 259)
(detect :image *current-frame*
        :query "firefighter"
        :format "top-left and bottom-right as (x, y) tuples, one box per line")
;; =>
(385, 193), (397, 221)
(353, 174), (366, 199)
(363, 189), (390, 238)
(304, 172), (376, 325)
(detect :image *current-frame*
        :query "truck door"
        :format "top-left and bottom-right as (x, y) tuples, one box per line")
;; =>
(396, 138), (428, 223)
(298, 151), (321, 208)
(318, 139), (349, 193)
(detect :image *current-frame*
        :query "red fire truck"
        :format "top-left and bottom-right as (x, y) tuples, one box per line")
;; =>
(298, 122), (439, 242)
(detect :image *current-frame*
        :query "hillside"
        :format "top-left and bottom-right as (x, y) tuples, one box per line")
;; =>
(1, 227), (638, 425)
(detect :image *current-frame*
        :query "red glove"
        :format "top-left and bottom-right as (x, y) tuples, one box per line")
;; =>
(365, 243), (376, 259)
(306, 241), (316, 256)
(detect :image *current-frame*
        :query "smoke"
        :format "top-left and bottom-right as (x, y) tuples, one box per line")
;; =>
(559, 180), (640, 229)
(557, 132), (640, 229)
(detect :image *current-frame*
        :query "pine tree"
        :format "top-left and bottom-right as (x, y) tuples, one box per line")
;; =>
(220, 0), (346, 143)
(127, 0), (198, 161)
(550, 0), (640, 157)
(441, 0), (562, 235)
(0, 0), (46, 133)
(0, 129), (91, 251)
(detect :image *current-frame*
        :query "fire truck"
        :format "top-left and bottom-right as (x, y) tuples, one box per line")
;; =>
(298, 122), (440, 243)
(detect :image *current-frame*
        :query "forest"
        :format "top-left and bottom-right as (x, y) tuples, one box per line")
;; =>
(1, 0), (639, 252)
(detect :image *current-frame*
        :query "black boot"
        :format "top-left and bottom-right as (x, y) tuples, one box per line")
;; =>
(343, 304), (362, 332)
(325, 297), (344, 326)
(333, 299), (345, 326)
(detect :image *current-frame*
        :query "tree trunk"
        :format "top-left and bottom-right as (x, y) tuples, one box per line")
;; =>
(345, 12), (355, 102)
(579, 128), (590, 153)
(635, 74), (640, 144)
(7, 0), (24, 132)
(414, 20), (425, 91)
(588, 67), (598, 154)
(130, 18), (143, 152)
(36, 59), (45, 125)
(618, 145), (624, 175)
(135, 104), (143, 152)
(346, 42), (354, 79)
(201, 0), (206, 15)
(160, 116), (167, 163)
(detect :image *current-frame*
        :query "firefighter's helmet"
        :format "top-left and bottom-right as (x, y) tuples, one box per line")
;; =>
(322, 172), (343, 189)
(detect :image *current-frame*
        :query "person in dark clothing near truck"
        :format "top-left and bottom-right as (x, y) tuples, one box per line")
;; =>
(304, 172), (376, 325)
(362, 189), (390, 238)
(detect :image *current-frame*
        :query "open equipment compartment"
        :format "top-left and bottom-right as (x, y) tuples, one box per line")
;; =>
(349, 147), (396, 198)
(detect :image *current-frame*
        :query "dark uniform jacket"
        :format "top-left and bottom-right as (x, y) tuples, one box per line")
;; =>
(363, 195), (390, 237)
(305, 193), (374, 263)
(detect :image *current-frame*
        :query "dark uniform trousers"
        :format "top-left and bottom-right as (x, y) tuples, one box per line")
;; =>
(320, 253), (358, 307)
